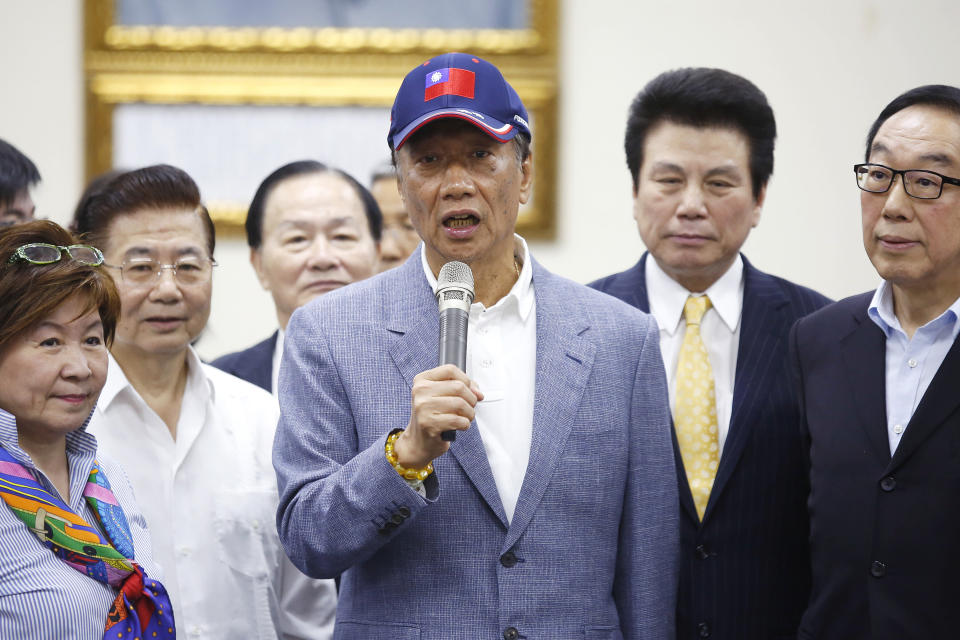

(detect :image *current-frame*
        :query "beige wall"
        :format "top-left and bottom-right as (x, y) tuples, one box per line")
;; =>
(3, 1), (959, 358)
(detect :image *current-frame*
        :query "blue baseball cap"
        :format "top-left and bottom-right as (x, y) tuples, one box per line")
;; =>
(388, 52), (531, 150)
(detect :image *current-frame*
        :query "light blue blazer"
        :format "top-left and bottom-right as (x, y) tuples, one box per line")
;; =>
(273, 252), (679, 640)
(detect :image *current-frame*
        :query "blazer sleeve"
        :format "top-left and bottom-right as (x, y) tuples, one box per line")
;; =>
(614, 317), (679, 639)
(272, 305), (436, 580)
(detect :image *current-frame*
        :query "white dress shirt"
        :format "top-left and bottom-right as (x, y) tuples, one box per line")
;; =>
(422, 236), (536, 523)
(867, 281), (960, 454)
(87, 347), (335, 640)
(272, 328), (286, 398)
(645, 256), (744, 453)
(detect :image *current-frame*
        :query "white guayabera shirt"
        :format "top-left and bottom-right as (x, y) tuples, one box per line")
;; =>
(88, 347), (336, 640)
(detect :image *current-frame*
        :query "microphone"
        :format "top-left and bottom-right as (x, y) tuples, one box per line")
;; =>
(436, 261), (474, 441)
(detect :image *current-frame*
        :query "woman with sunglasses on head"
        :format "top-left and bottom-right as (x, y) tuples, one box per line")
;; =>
(0, 220), (175, 639)
(73, 165), (336, 640)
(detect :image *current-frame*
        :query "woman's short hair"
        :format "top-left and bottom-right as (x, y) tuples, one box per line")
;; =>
(0, 220), (120, 353)
(74, 164), (215, 258)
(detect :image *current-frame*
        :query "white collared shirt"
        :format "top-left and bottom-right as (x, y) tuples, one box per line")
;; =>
(422, 236), (537, 523)
(272, 328), (286, 397)
(867, 281), (960, 455)
(87, 347), (336, 640)
(645, 256), (744, 453)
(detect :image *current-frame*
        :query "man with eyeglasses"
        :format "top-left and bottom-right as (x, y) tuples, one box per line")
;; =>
(0, 138), (40, 228)
(74, 165), (337, 640)
(792, 85), (960, 639)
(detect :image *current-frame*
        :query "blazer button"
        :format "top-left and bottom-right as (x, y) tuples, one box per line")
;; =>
(398, 506), (411, 517)
(695, 544), (710, 560)
(503, 627), (520, 640)
(391, 513), (405, 524)
(698, 621), (711, 637)
(871, 560), (886, 578)
(500, 551), (518, 568)
(880, 477), (896, 492)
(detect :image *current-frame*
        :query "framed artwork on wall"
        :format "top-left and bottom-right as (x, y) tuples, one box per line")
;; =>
(84, 0), (559, 237)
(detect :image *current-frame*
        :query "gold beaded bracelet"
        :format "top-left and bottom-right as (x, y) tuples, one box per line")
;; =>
(385, 429), (434, 482)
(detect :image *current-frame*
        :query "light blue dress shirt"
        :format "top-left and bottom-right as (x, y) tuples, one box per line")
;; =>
(0, 408), (160, 640)
(867, 282), (960, 455)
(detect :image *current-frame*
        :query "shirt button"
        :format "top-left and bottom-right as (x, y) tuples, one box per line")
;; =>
(908, 358), (918, 368)
(177, 546), (192, 557)
(481, 358), (493, 368)
(871, 560), (887, 577)
(893, 424), (904, 435)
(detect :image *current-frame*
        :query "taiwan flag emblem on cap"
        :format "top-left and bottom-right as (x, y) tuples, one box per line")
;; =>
(424, 68), (475, 101)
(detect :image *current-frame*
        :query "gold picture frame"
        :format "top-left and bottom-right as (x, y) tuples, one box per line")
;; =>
(83, 0), (559, 237)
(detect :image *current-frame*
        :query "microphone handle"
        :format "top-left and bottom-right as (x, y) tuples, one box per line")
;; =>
(438, 307), (469, 441)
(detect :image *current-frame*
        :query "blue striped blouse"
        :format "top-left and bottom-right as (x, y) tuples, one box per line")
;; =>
(0, 409), (163, 639)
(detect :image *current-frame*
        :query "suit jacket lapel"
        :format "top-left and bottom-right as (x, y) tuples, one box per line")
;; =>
(630, 254), (698, 522)
(505, 263), (596, 548)
(839, 302), (890, 462)
(386, 255), (508, 527)
(704, 261), (790, 521)
(889, 333), (960, 470)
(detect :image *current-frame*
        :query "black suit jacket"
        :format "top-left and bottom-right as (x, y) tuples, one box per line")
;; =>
(591, 254), (830, 640)
(210, 331), (277, 393)
(792, 292), (960, 639)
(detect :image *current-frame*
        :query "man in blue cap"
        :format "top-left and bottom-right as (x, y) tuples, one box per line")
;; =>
(273, 53), (680, 638)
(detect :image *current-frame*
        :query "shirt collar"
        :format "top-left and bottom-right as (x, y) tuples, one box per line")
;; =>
(99, 345), (215, 411)
(868, 280), (960, 340)
(646, 254), (744, 335)
(421, 235), (535, 321)
(0, 407), (98, 467)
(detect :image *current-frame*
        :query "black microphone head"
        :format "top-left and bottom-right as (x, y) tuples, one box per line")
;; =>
(437, 261), (475, 309)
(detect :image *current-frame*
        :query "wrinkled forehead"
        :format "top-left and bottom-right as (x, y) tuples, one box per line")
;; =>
(105, 208), (209, 257)
(871, 105), (960, 169)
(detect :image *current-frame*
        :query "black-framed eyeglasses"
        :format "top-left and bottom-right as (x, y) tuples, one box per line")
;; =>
(103, 257), (217, 287)
(854, 163), (960, 200)
(7, 243), (105, 266)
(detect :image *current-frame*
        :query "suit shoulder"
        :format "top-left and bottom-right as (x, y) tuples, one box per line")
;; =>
(541, 269), (656, 335)
(209, 334), (274, 373)
(748, 267), (832, 314)
(295, 269), (397, 321)
(794, 290), (874, 344)
(587, 261), (643, 295)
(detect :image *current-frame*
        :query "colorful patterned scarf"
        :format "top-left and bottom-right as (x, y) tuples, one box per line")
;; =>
(0, 446), (176, 639)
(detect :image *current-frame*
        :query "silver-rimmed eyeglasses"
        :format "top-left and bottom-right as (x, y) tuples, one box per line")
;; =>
(104, 257), (217, 286)
(854, 163), (960, 200)
(7, 243), (105, 266)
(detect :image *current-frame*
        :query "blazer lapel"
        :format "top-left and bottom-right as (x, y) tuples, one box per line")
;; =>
(630, 256), (698, 522)
(839, 304), (890, 462)
(386, 255), (508, 527)
(505, 264), (596, 548)
(889, 333), (960, 470)
(704, 262), (790, 521)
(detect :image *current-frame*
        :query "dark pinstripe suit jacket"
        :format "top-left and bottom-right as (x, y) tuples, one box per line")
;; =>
(210, 331), (277, 393)
(590, 253), (831, 640)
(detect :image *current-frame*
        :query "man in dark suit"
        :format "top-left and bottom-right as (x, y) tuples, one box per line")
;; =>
(212, 162), (382, 392)
(792, 85), (960, 639)
(591, 68), (830, 639)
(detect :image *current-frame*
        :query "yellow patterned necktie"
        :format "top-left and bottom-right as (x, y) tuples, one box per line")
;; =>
(675, 294), (720, 521)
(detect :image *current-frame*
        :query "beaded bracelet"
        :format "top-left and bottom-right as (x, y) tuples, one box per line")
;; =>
(385, 429), (434, 481)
